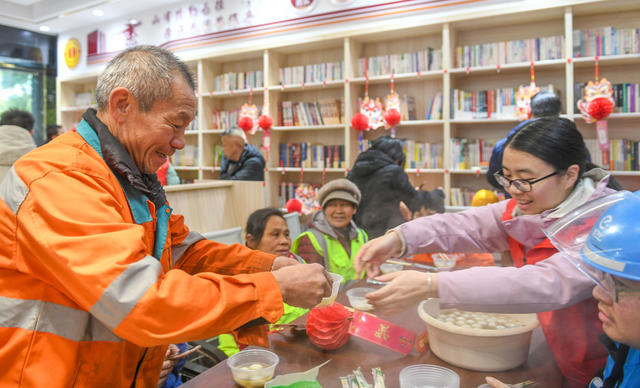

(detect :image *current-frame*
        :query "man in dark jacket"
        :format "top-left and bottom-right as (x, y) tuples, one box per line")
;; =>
(219, 127), (265, 181)
(347, 135), (417, 238)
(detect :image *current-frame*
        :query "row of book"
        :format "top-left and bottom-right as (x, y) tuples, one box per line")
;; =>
(451, 85), (556, 120)
(279, 143), (345, 169)
(402, 140), (444, 169)
(171, 144), (198, 167)
(213, 70), (263, 92)
(575, 82), (640, 113)
(449, 138), (497, 170)
(449, 188), (505, 207)
(455, 36), (564, 68)
(211, 106), (262, 130)
(278, 99), (342, 126)
(280, 61), (344, 85)
(585, 138), (640, 172)
(357, 47), (442, 77)
(573, 27), (640, 58)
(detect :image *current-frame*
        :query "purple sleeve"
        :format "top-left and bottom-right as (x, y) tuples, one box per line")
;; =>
(397, 200), (511, 255)
(437, 251), (596, 313)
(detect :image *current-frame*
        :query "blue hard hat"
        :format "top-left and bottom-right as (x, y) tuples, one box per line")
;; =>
(580, 190), (640, 282)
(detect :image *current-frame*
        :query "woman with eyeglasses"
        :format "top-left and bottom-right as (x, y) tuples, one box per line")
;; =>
(354, 117), (622, 388)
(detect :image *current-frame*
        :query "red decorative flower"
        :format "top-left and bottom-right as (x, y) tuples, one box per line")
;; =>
(351, 112), (369, 132)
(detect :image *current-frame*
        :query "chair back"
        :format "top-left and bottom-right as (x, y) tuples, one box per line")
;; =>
(202, 226), (243, 245)
(283, 212), (302, 240)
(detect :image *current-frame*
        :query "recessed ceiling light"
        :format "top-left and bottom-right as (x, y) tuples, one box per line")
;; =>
(128, 19), (139, 25)
(92, 9), (104, 16)
(39, 25), (51, 32)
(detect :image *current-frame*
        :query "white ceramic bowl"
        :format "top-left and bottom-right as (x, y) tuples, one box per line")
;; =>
(345, 287), (376, 311)
(227, 348), (279, 388)
(418, 299), (539, 372)
(316, 272), (343, 307)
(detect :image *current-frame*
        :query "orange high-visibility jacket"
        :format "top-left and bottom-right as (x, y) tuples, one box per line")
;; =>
(0, 119), (284, 387)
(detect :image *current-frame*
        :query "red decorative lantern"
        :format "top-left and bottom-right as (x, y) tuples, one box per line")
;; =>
(285, 198), (302, 214)
(351, 112), (369, 132)
(586, 97), (614, 121)
(383, 108), (401, 127)
(238, 116), (254, 133)
(258, 114), (273, 131)
(306, 303), (351, 351)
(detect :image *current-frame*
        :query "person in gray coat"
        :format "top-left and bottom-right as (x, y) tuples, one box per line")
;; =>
(0, 108), (36, 181)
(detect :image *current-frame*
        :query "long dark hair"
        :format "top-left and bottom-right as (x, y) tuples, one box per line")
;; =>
(245, 207), (286, 244)
(505, 117), (587, 177)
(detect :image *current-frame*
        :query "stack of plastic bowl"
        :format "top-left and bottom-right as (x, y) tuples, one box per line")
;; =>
(227, 348), (279, 388)
(316, 272), (343, 307)
(345, 287), (376, 311)
(399, 364), (460, 388)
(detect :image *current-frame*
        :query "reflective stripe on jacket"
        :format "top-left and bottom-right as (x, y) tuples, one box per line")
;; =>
(291, 228), (367, 281)
(0, 119), (284, 387)
(503, 198), (607, 387)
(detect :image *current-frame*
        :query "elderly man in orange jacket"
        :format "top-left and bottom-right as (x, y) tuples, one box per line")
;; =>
(0, 45), (331, 387)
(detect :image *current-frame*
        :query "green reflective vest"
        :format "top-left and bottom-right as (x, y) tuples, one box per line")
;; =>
(291, 227), (368, 281)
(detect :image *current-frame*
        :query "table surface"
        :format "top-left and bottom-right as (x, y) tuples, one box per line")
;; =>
(183, 285), (562, 388)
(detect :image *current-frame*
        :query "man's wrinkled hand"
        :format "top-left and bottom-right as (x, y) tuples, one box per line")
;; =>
(272, 263), (332, 309)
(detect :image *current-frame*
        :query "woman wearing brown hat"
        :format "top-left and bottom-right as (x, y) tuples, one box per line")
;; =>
(292, 179), (368, 281)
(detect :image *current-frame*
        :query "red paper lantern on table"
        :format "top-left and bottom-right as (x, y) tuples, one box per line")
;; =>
(258, 114), (273, 131)
(238, 116), (254, 133)
(306, 303), (351, 350)
(383, 108), (401, 127)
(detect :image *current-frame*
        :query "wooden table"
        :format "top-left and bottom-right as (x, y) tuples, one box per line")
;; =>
(183, 286), (562, 388)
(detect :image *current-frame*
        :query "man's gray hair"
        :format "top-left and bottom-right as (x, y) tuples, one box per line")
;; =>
(95, 45), (195, 112)
(222, 127), (247, 144)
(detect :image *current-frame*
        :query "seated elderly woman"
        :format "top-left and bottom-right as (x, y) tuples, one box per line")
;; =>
(218, 207), (308, 356)
(292, 178), (368, 282)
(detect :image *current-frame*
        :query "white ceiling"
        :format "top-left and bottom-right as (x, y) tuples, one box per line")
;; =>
(0, 0), (179, 34)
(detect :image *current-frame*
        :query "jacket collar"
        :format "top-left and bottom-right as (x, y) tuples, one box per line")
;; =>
(82, 109), (166, 209)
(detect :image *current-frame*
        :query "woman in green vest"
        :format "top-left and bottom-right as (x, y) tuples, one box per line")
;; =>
(218, 207), (309, 356)
(292, 178), (368, 282)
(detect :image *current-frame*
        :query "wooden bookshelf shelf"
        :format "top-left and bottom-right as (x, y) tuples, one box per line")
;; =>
(272, 125), (344, 131)
(268, 168), (346, 173)
(268, 80), (344, 91)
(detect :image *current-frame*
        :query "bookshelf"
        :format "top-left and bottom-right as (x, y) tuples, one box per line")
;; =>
(57, 0), (640, 205)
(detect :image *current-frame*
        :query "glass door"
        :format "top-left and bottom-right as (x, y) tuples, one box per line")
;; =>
(0, 63), (45, 144)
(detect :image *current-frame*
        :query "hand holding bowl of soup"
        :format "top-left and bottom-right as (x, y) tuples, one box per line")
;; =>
(227, 348), (279, 387)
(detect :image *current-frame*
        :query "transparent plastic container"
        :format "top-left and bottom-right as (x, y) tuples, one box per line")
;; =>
(432, 253), (460, 271)
(227, 348), (279, 388)
(316, 272), (343, 307)
(399, 364), (460, 388)
(380, 262), (403, 274)
(346, 287), (376, 311)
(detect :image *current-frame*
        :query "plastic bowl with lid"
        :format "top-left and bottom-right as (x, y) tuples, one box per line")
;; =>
(227, 348), (279, 388)
(418, 299), (539, 372)
(399, 364), (460, 388)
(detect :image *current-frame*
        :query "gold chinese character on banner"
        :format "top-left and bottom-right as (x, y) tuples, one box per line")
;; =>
(374, 324), (390, 341)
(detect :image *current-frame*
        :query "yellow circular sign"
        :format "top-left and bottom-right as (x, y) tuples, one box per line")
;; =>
(64, 38), (81, 69)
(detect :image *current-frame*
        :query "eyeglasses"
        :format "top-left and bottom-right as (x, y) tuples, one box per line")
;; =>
(493, 170), (559, 192)
(599, 273), (640, 303)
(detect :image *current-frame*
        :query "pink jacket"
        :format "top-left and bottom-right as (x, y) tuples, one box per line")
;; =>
(397, 171), (615, 313)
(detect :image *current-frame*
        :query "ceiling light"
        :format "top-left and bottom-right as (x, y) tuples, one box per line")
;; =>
(39, 25), (51, 32)
(92, 9), (105, 16)
(128, 19), (139, 25)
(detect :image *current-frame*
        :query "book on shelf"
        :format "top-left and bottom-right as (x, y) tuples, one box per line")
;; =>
(212, 144), (224, 167)
(278, 99), (342, 126)
(585, 138), (640, 172)
(400, 95), (417, 121)
(213, 70), (263, 92)
(280, 61), (344, 85)
(456, 36), (564, 68)
(212, 106), (262, 130)
(573, 27), (640, 57)
(449, 138), (496, 170)
(279, 143), (344, 168)
(426, 92), (443, 120)
(358, 47), (441, 77)
(402, 139), (444, 169)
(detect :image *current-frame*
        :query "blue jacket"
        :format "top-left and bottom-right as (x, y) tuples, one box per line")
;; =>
(589, 337), (640, 388)
(219, 144), (265, 181)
